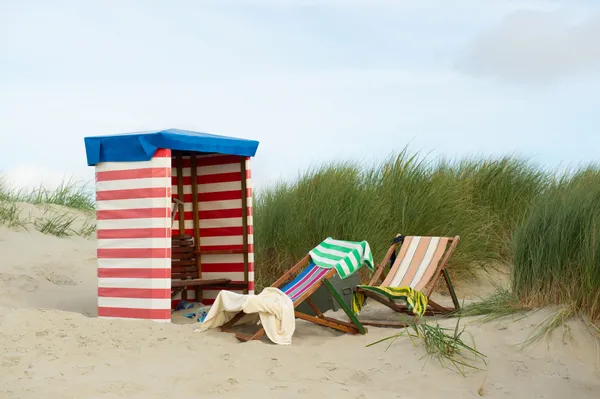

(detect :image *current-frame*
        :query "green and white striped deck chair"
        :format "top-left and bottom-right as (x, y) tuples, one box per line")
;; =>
(355, 234), (460, 327)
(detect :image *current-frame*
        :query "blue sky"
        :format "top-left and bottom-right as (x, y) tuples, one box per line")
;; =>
(1, 0), (599, 190)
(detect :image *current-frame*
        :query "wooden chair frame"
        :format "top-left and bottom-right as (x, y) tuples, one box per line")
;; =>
(357, 234), (461, 328)
(220, 255), (368, 342)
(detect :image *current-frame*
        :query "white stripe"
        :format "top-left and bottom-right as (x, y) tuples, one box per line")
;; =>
(169, 235), (252, 246)
(324, 238), (362, 251)
(172, 162), (241, 177)
(200, 271), (253, 281)
(390, 237), (421, 287)
(315, 246), (349, 260)
(96, 197), (172, 211)
(96, 177), (171, 191)
(174, 181), (241, 194)
(173, 217), (252, 230)
(409, 237), (440, 288)
(169, 198), (251, 211)
(98, 278), (171, 289)
(97, 218), (171, 230)
(95, 157), (171, 172)
(99, 316), (170, 323)
(308, 252), (338, 267)
(98, 297), (171, 309)
(98, 238), (171, 249)
(98, 258), (171, 269)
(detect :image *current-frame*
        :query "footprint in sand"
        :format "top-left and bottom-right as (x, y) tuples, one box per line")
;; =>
(0, 273), (39, 292)
(32, 266), (77, 286)
(318, 361), (337, 371)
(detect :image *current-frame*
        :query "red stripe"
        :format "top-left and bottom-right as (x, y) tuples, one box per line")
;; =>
(97, 208), (169, 220)
(172, 171), (249, 186)
(97, 228), (170, 239)
(97, 248), (171, 259)
(196, 244), (254, 253)
(179, 190), (250, 203)
(98, 287), (171, 298)
(98, 268), (171, 278)
(96, 168), (169, 182)
(96, 187), (169, 201)
(183, 208), (243, 220)
(179, 226), (253, 237)
(176, 155), (243, 168)
(98, 307), (171, 320)
(154, 149), (171, 158)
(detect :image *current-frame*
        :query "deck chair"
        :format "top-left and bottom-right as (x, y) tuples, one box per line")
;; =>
(220, 254), (367, 342)
(355, 234), (460, 327)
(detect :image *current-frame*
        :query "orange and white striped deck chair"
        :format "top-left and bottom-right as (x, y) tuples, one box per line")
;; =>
(355, 234), (460, 327)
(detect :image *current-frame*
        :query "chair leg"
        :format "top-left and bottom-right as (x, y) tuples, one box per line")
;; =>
(295, 311), (361, 334)
(322, 279), (367, 334)
(442, 269), (460, 311)
(235, 328), (265, 342)
(220, 311), (246, 331)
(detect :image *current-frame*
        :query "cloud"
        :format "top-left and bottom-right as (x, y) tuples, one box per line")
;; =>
(457, 10), (600, 83)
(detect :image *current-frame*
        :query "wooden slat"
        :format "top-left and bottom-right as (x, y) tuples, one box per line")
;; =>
(171, 260), (197, 266)
(172, 234), (193, 240)
(294, 312), (359, 334)
(171, 240), (194, 247)
(171, 278), (231, 288)
(194, 249), (246, 255)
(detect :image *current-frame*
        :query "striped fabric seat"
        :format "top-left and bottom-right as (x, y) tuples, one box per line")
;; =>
(382, 236), (450, 292)
(281, 262), (330, 302)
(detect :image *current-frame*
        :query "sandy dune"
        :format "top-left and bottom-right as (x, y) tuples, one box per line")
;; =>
(1, 205), (599, 398)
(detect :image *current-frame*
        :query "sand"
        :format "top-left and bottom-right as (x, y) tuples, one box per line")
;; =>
(1, 204), (599, 398)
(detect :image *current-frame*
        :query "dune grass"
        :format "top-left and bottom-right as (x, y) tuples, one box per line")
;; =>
(0, 178), (95, 212)
(0, 177), (96, 237)
(253, 151), (547, 290)
(510, 168), (600, 322)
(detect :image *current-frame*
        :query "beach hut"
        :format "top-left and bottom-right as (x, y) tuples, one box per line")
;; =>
(84, 129), (259, 323)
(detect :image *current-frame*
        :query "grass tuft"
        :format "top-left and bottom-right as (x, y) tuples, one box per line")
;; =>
(0, 176), (95, 238)
(0, 201), (27, 228)
(457, 288), (532, 322)
(33, 208), (78, 237)
(368, 316), (487, 376)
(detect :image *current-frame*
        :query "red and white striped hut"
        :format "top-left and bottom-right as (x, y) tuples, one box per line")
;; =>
(84, 129), (259, 322)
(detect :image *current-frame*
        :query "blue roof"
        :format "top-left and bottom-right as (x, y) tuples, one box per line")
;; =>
(84, 128), (259, 166)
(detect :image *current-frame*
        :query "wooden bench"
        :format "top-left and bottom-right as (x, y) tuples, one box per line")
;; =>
(171, 234), (232, 300)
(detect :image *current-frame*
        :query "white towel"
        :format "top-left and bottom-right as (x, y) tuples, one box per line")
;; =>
(194, 287), (295, 345)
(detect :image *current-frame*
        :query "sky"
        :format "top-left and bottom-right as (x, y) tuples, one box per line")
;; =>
(1, 0), (599, 191)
